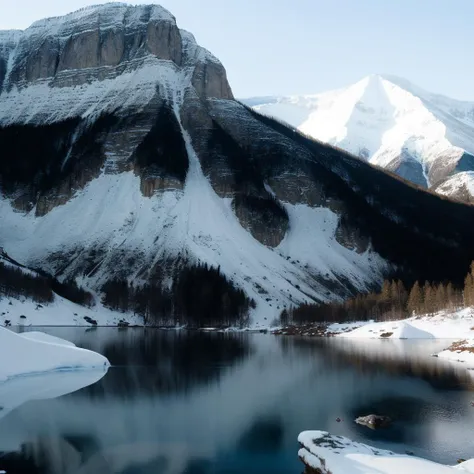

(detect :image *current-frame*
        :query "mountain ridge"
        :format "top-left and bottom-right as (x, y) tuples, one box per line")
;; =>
(244, 74), (474, 202)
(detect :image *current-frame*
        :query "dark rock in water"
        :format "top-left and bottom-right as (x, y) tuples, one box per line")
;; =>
(336, 417), (341, 423)
(355, 414), (392, 429)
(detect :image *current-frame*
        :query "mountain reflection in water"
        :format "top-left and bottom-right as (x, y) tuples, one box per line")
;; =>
(0, 329), (472, 474)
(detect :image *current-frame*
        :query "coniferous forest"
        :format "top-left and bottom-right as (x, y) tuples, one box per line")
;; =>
(0, 262), (54, 304)
(284, 262), (474, 325)
(102, 264), (254, 328)
(0, 260), (94, 307)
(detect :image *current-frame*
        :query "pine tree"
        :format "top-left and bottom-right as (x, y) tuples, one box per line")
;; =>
(463, 261), (474, 307)
(435, 283), (447, 312)
(464, 271), (474, 307)
(423, 282), (436, 314)
(389, 280), (397, 302)
(394, 280), (408, 313)
(446, 282), (455, 309)
(380, 280), (391, 303)
(280, 308), (290, 326)
(407, 281), (423, 315)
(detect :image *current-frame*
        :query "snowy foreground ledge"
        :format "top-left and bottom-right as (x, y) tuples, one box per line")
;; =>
(0, 327), (109, 381)
(298, 431), (474, 474)
(438, 340), (474, 366)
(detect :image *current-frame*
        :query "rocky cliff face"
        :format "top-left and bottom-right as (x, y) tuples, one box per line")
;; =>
(1, 4), (474, 325)
(1, 4), (231, 99)
(0, 3), (233, 211)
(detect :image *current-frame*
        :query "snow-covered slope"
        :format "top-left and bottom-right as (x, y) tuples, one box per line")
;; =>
(0, 171), (385, 324)
(0, 293), (144, 327)
(245, 75), (474, 199)
(435, 171), (474, 203)
(0, 249), (143, 326)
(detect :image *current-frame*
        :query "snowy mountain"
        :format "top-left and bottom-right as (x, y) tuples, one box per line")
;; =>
(245, 75), (474, 202)
(1, 5), (474, 326)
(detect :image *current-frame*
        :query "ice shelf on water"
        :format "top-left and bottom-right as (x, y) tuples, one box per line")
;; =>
(0, 326), (109, 382)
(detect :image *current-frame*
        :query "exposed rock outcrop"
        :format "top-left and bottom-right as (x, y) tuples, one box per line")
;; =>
(1, 4), (232, 100)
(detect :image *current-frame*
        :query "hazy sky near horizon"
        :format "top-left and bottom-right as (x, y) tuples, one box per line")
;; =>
(0, 0), (472, 99)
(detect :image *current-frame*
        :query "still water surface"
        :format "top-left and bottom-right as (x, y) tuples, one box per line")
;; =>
(1, 328), (473, 473)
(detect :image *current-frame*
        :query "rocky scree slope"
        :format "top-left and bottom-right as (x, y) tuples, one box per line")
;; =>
(246, 75), (474, 203)
(1, 4), (474, 325)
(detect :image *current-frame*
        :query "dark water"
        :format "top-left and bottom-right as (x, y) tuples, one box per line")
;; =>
(1, 328), (474, 473)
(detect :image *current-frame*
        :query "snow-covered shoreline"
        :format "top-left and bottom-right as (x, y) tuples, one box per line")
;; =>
(330, 308), (474, 369)
(333, 308), (474, 339)
(438, 340), (474, 366)
(298, 431), (474, 474)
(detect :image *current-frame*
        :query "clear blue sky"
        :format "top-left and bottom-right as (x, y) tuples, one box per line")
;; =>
(0, 0), (472, 99)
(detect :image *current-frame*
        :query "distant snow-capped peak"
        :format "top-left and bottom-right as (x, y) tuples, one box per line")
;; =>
(244, 75), (474, 198)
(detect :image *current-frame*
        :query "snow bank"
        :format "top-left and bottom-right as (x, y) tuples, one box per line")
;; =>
(327, 321), (371, 334)
(336, 309), (474, 370)
(339, 308), (474, 340)
(438, 340), (474, 368)
(298, 431), (474, 474)
(0, 327), (109, 381)
(339, 321), (435, 339)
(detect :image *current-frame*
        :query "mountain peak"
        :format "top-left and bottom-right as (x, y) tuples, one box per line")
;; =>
(363, 73), (385, 81)
(0, 2), (233, 119)
(26, 3), (177, 33)
(351, 74), (393, 109)
(245, 75), (474, 198)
